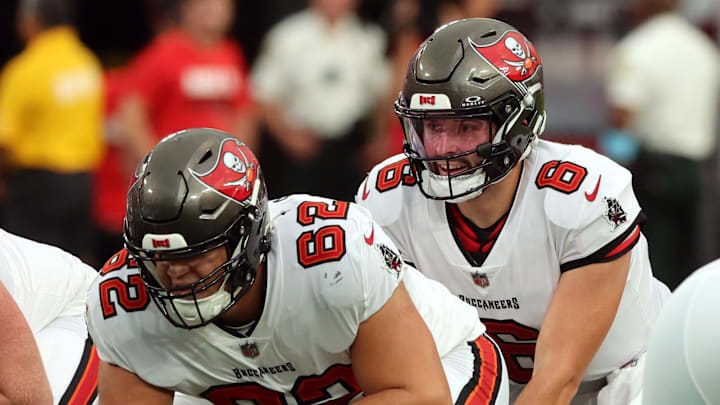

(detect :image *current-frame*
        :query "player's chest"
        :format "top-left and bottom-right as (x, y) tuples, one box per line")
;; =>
(157, 331), (360, 403)
(406, 201), (560, 325)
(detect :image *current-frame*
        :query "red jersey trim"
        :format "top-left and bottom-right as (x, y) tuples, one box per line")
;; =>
(560, 212), (645, 273)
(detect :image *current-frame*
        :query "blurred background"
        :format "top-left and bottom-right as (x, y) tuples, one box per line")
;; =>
(0, 0), (718, 290)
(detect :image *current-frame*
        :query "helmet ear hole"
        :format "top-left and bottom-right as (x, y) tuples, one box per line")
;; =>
(198, 149), (213, 165)
(480, 30), (497, 38)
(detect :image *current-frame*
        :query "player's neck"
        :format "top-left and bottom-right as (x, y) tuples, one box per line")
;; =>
(456, 163), (522, 228)
(181, 25), (223, 46)
(219, 262), (266, 327)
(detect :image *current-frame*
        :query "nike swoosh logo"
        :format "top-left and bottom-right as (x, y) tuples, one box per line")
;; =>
(585, 174), (602, 202)
(361, 177), (370, 200)
(364, 225), (374, 245)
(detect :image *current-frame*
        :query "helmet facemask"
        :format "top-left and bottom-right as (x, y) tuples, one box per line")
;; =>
(125, 206), (269, 329)
(397, 89), (541, 202)
(395, 18), (547, 202)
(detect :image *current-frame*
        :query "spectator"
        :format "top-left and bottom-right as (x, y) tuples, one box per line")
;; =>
(117, 0), (256, 169)
(370, 0), (425, 161)
(436, 0), (499, 26)
(0, 0), (104, 264)
(94, 0), (257, 262)
(606, 0), (720, 290)
(252, 0), (390, 201)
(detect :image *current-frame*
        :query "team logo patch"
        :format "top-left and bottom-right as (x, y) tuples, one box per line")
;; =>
(241, 342), (260, 358)
(190, 139), (259, 204)
(377, 243), (402, 277)
(471, 272), (490, 288)
(603, 197), (627, 231)
(471, 31), (541, 83)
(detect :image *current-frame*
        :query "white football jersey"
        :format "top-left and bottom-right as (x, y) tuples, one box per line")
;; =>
(0, 228), (97, 333)
(357, 140), (668, 385)
(86, 195), (484, 402)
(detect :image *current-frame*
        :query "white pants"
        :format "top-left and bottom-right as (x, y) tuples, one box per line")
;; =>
(35, 315), (98, 405)
(35, 315), (214, 405)
(444, 334), (509, 405)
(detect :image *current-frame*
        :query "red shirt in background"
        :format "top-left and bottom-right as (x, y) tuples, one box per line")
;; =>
(93, 30), (254, 234)
(126, 29), (253, 138)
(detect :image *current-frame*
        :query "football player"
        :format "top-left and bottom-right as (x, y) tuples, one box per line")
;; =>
(85, 128), (509, 405)
(642, 259), (720, 405)
(356, 18), (669, 405)
(0, 229), (99, 404)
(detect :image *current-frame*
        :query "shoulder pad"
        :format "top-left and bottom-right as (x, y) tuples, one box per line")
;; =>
(355, 154), (417, 227)
(537, 145), (633, 230)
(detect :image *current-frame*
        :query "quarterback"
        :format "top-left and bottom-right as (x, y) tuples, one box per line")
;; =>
(85, 128), (509, 405)
(0, 229), (99, 404)
(356, 18), (669, 405)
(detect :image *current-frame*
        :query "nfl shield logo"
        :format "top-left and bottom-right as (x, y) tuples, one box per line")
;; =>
(472, 272), (489, 288)
(241, 343), (260, 358)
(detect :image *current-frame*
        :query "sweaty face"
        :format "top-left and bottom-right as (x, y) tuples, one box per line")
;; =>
(154, 247), (229, 299)
(422, 118), (492, 175)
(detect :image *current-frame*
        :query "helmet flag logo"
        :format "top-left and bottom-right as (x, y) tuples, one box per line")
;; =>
(419, 95), (436, 105)
(152, 238), (170, 248)
(191, 139), (258, 204)
(471, 31), (541, 83)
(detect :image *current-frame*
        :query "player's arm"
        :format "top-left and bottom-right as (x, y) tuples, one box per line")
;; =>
(0, 281), (53, 405)
(513, 252), (632, 405)
(97, 360), (173, 405)
(350, 281), (452, 405)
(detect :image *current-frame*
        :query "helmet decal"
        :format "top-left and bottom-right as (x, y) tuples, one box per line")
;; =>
(190, 139), (258, 204)
(409, 93), (452, 110)
(470, 31), (541, 83)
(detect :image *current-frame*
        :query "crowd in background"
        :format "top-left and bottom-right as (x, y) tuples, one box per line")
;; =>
(0, 0), (719, 292)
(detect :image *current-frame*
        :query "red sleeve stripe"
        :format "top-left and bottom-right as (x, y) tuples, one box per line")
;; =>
(59, 339), (99, 405)
(605, 225), (640, 258)
(458, 335), (503, 405)
(560, 212), (646, 273)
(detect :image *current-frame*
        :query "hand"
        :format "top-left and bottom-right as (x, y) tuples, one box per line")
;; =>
(278, 128), (322, 163)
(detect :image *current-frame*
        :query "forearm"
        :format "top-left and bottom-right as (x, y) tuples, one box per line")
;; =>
(0, 284), (53, 405)
(513, 369), (580, 405)
(0, 383), (52, 405)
